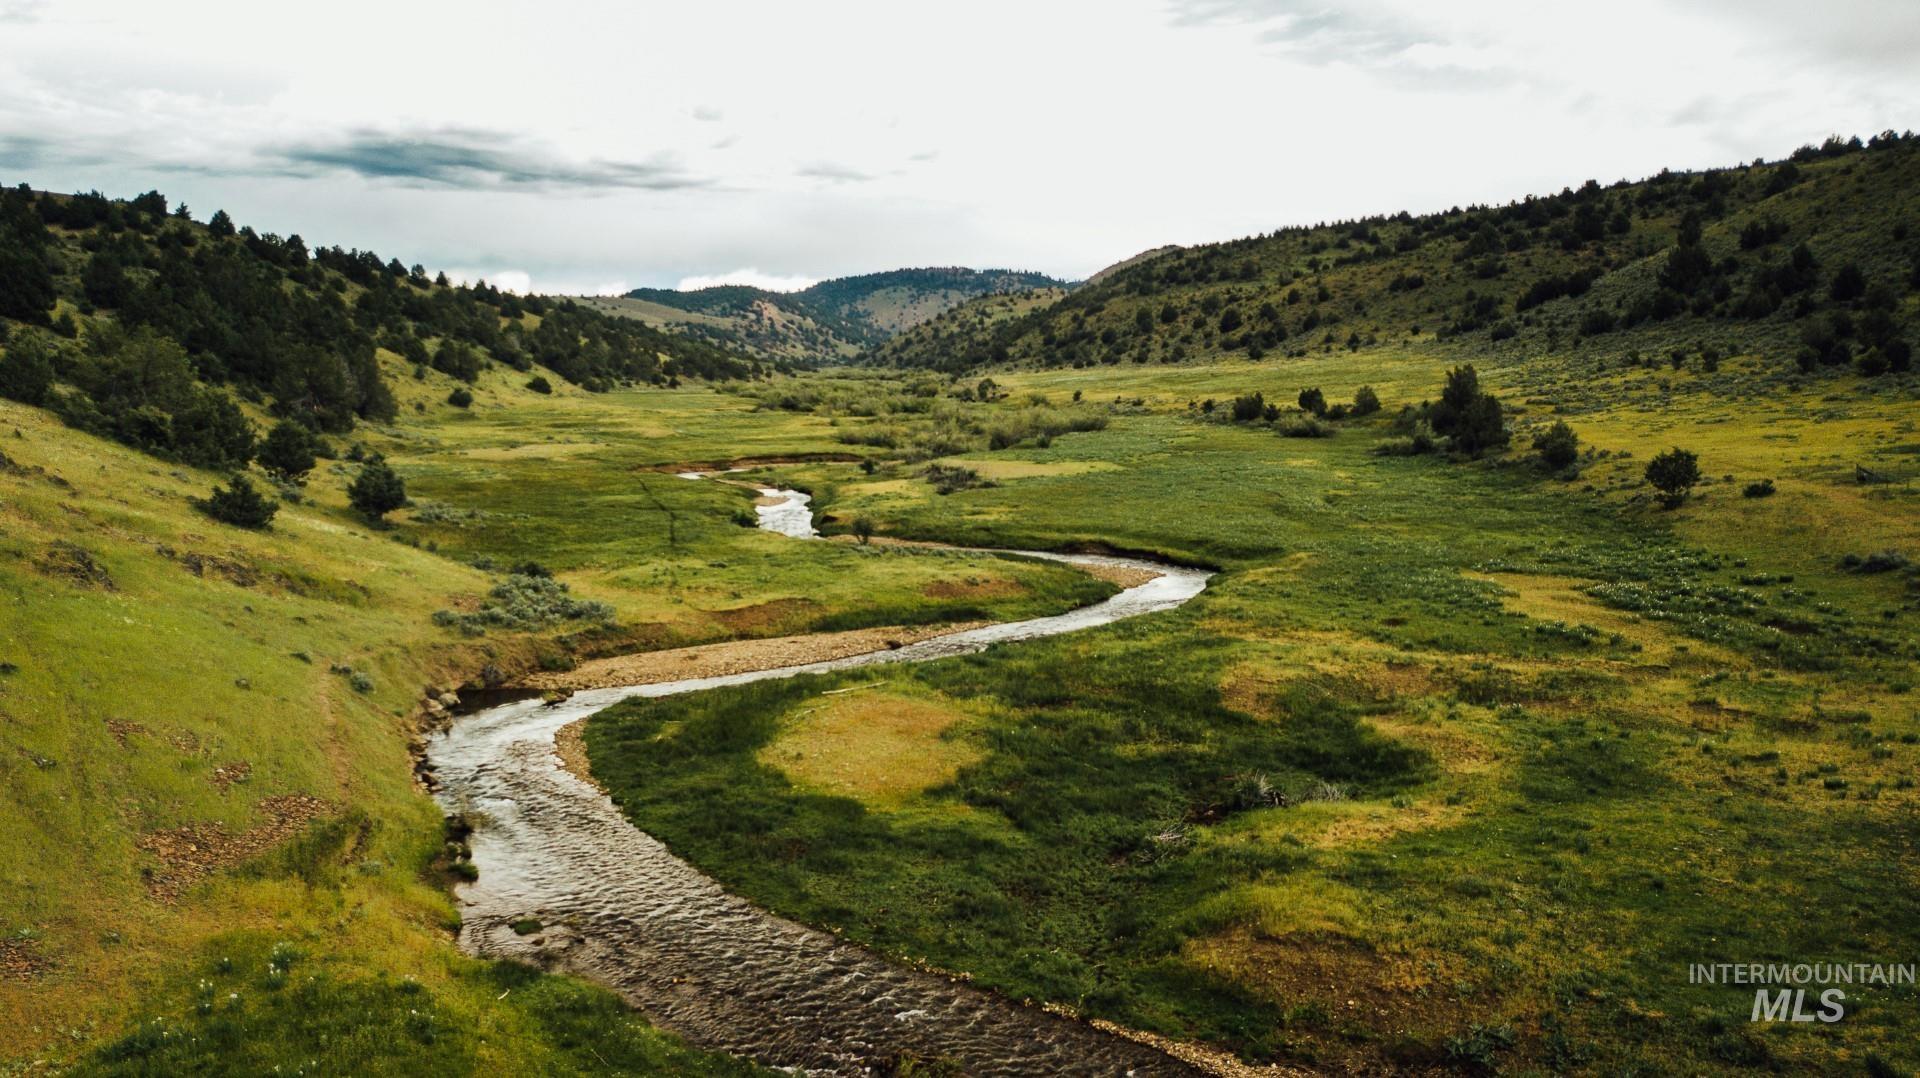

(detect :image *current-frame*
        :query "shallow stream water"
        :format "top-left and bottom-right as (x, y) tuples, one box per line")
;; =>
(425, 486), (1213, 1075)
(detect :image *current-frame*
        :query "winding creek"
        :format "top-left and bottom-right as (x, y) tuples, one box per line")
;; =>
(425, 482), (1213, 1075)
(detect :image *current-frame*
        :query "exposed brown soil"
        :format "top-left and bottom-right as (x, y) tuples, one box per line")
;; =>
(825, 534), (949, 550)
(135, 793), (331, 902)
(209, 761), (252, 791)
(826, 535), (1167, 590)
(0, 448), (75, 490)
(649, 453), (862, 473)
(104, 717), (149, 747)
(518, 621), (988, 692)
(173, 550), (261, 587)
(711, 597), (823, 636)
(0, 938), (51, 981)
(923, 577), (1023, 599)
(1072, 562), (1162, 589)
(34, 540), (115, 590)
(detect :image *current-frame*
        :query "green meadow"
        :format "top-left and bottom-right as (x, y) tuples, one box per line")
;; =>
(1, 229), (1914, 1075)
(586, 353), (1919, 1075)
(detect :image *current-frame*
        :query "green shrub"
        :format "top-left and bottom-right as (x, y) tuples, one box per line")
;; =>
(1532, 420), (1580, 469)
(348, 460), (408, 520)
(1840, 551), (1910, 574)
(1276, 415), (1333, 438)
(431, 572), (615, 636)
(1646, 448), (1702, 507)
(0, 329), (57, 405)
(192, 475), (278, 530)
(1429, 365), (1507, 456)
(256, 420), (319, 482)
(925, 463), (992, 495)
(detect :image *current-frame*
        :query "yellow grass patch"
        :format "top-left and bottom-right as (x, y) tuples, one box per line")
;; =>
(762, 690), (983, 807)
(1467, 569), (1743, 666)
(933, 457), (1120, 481)
(457, 440), (614, 460)
(1184, 874), (1371, 939)
(923, 576), (1023, 600)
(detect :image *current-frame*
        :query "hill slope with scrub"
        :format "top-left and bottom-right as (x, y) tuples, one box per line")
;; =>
(875, 134), (1920, 383)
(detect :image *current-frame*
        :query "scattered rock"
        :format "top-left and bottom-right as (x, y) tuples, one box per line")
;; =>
(0, 937), (51, 981)
(0, 449), (75, 491)
(175, 550), (260, 587)
(104, 717), (150, 747)
(136, 793), (331, 902)
(209, 761), (252, 791)
(553, 718), (602, 793)
(34, 541), (115, 590)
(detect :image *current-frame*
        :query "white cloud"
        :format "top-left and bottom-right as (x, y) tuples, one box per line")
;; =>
(676, 268), (818, 293)
(1, 0), (1914, 288)
(444, 268), (532, 294)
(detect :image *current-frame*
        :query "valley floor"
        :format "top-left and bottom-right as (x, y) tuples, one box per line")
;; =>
(3, 340), (1916, 1074)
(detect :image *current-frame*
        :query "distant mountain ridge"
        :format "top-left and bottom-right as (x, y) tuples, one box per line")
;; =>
(583, 266), (1069, 362)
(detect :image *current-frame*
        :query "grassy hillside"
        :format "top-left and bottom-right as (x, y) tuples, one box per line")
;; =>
(605, 267), (1069, 362)
(576, 291), (853, 363)
(866, 287), (1069, 370)
(876, 135), (1919, 378)
(0, 350), (1119, 1066)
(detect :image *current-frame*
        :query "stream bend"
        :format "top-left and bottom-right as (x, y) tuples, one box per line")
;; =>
(426, 488), (1213, 1075)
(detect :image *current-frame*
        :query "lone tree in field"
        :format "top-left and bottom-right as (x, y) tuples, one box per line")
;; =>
(194, 475), (278, 530)
(1297, 387), (1327, 416)
(1352, 386), (1381, 415)
(1646, 448), (1702, 507)
(1430, 365), (1509, 456)
(851, 515), (876, 545)
(1533, 421), (1580, 469)
(257, 420), (318, 483)
(348, 459), (408, 521)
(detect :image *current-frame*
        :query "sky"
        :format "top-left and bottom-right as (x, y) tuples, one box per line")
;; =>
(2, 0), (1917, 295)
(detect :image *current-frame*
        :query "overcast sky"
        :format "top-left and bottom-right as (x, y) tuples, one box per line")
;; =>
(3, 1), (1917, 295)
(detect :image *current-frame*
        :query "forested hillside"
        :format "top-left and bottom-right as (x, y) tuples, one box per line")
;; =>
(876, 134), (1920, 378)
(0, 184), (761, 470)
(602, 266), (1068, 361)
